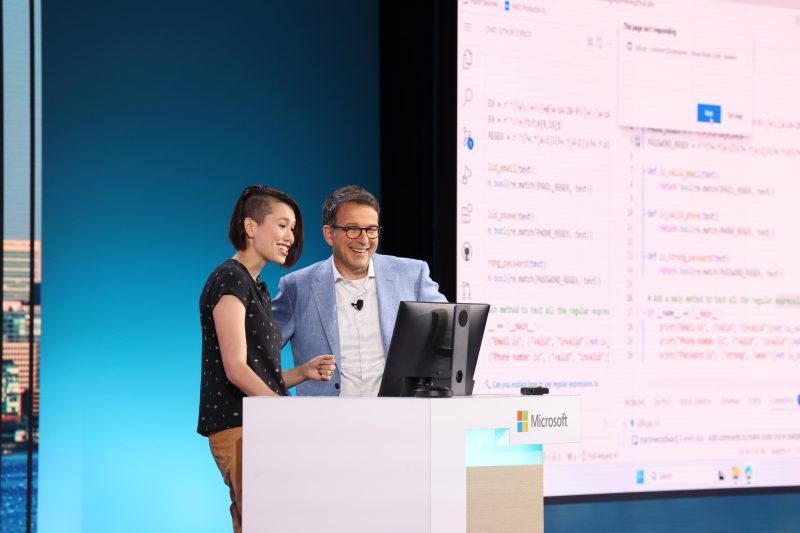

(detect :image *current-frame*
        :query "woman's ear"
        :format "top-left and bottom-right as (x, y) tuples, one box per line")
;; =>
(244, 217), (256, 239)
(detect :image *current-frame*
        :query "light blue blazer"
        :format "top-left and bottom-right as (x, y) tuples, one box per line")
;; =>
(272, 253), (447, 395)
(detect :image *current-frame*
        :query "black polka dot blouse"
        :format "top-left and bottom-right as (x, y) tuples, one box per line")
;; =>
(197, 259), (287, 437)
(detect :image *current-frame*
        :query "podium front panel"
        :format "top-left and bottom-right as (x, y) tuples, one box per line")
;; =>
(243, 397), (431, 533)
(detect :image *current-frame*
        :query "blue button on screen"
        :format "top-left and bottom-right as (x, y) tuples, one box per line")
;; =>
(697, 103), (722, 123)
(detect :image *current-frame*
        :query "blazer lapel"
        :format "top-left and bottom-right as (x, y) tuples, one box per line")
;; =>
(312, 259), (340, 358)
(374, 255), (398, 356)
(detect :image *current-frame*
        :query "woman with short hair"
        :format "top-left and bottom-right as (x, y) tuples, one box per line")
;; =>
(197, 185), (335, 533)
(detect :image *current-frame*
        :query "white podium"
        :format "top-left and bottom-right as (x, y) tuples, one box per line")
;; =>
(243, 395), (580, 533)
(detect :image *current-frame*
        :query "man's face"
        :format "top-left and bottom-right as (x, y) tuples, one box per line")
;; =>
(323, 201), (379, 280)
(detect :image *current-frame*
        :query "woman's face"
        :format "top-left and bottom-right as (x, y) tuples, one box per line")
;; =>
(248, 201), (296, 264)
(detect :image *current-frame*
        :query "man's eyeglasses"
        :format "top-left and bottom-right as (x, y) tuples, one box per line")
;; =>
(329, 225), (382, 239)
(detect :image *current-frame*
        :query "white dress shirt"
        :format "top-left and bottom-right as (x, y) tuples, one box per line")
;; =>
(332, 259), (385, 396)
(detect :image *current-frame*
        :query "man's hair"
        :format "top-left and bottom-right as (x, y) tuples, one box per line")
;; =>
(322, 185), (380, 227)
(228, 185), (304, 268)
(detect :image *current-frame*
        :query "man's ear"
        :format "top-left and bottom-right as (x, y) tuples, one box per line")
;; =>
(322, 225), (334, 247)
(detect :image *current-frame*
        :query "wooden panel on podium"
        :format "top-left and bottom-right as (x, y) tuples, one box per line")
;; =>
(467, 465), (543, 533)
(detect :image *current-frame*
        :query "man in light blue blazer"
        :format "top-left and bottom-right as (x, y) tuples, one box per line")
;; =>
(273, 185), (446, 396)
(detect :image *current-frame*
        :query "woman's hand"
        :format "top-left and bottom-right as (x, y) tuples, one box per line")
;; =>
(303, 355), (337, 381)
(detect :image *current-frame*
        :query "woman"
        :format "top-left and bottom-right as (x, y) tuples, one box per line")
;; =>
(197, 185), (335, 533)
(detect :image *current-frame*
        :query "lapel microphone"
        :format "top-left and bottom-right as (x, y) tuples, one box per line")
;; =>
(351, 299), (364, 311)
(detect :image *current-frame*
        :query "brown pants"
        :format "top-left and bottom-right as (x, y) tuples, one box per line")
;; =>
(209, 426), (243, 533)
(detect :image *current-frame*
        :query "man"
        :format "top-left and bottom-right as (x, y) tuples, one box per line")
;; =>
(272, 185), (447, 396)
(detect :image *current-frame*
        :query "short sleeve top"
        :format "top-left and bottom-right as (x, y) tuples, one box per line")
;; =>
(197, 259), (288, 437)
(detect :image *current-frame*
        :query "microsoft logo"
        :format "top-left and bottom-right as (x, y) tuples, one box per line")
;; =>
(516, 410), (569, 432)
(517, 410), (529, 432)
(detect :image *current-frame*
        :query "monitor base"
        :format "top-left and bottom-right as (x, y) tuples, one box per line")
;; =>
(414, 385), (453, 398)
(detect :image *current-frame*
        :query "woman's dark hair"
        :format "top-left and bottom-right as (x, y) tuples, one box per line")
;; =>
(322, 185), (380, 227)
(229, 185), (304, 268)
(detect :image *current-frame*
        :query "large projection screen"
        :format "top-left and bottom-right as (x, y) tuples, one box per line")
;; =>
(457, 0), (800, 497)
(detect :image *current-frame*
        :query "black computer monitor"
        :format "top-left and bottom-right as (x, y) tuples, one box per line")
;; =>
(378, 301), (490, 397)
